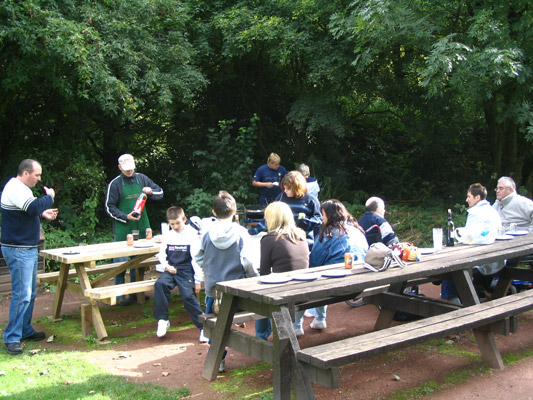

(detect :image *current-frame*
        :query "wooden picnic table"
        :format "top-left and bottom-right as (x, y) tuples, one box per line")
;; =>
(39, 239), (161, 342)
(201, 234), (533, 399)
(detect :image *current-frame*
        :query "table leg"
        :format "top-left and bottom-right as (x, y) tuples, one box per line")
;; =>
(81, 303), (92, 338)
(374, 282), (404, 330)
(271, 306), (315, 400)
(136, 266), (146, 305)
(451, 269), (479, 306)
(51, 263), (69, 320)
(202, 294), (238, 381)
(76, 264), (109, 341)
(453, 269), (503, 369)
(473, 329), (504, 369)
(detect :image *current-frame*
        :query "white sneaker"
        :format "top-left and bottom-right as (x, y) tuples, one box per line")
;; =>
(303, 310), (314, 318)
(199, 329), (209, 343)
(310, 318), (327, 330)
(218, 359), (226, 373)
(449, 297), (462, 305)
(156, 320), (170, 337)
(294, 327), (304, 337)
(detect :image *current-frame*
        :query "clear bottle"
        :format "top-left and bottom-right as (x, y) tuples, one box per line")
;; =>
(132, 193), (147, 218)
(445, 209), (455, 247)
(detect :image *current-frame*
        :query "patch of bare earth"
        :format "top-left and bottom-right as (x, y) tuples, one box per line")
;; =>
(2, 281), (533, 399)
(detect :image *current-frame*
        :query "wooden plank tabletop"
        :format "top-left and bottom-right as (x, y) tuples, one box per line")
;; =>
(216, 234), (533, 306)
(39, 239), (161, 264)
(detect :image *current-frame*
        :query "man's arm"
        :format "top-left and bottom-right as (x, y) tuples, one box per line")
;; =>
(104, 177), (128, 224)
(380, 221), (399, 246)
(190, 231), (204, 284)
(137, 173), (164, 200)
(524, 197), (533, 232)
(252, 166), (273, 188)
(252, 180), (274, 188)
(193, 235), (206, 270)
(9, 181), (54, 217)
(25, 195), (54, 217)
(239, 230), (259, 277)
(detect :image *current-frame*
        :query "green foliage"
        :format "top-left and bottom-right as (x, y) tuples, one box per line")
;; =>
(184, 188), (216, 217)
(186, 115), (259, 213)
(2, 0), (533, 245)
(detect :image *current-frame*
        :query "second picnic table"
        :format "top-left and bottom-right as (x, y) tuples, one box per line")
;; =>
(201, 233), (533, 400)
(39, 239), (161, 342)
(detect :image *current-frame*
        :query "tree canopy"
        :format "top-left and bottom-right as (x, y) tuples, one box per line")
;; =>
(1, 0), (532, 240)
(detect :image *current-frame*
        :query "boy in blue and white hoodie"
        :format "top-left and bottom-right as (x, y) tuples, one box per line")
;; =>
(194, 191), (258, 372)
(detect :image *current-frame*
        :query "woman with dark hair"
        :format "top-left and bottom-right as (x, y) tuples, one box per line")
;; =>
(293, 199), (368, 336)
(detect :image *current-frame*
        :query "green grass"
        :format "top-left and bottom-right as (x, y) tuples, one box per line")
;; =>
(384, 341), (533, 399)
(212, 363), (273, 399)
(427, 338), (480, 360)
(0, 350), (190, 399)
(0, 293), (278, 399)
(502, 346), (533, 365)
(34, 296), (193, 347)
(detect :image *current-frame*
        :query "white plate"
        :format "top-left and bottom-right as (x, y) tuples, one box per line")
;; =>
(292, 272), (321, 281)
(419, 248), (435, 254)
(133, 243), (153, 248)
(507, 230), (529, 236)
(321, 270), (348, 278)
(259, 274), (291, 284)
(495, 235), (514, 241)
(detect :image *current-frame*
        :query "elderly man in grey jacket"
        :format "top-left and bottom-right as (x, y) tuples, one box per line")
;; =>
(492, 176), (533, 232)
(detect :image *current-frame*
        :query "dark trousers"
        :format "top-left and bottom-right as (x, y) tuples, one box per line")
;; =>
(153, 267), (203, 329)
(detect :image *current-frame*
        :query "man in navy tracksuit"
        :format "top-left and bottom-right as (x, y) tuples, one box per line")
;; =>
(358, 196), (399, 246)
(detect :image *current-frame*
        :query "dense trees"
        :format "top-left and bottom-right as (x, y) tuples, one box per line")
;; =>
(1, 0), (532, 239)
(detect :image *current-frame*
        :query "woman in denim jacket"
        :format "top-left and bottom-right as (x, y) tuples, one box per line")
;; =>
(294, 199), (368, 335)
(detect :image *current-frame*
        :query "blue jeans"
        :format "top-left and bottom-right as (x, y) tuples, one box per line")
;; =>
(255, 318), (272, 340)
(441, 280), (459, 299)
(153, 268), (203, 329)
(294, 306), (327, 330)
(2, 246), (38, 343)
(205, 296), (227, 360)
(204, 295), (270, 352)
(113, 256), (135, 301)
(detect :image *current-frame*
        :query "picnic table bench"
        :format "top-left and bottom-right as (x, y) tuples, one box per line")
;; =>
(297, 289), (533, 388)
(202, 234), (533, 400)
(37, 257), (158, 284)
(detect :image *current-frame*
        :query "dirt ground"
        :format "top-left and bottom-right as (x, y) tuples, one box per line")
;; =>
(2, 280), (533, 399)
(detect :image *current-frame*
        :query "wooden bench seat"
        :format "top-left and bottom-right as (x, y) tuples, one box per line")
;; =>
(84, 279), (156, 305)
(200, 311), (263, 328)
(297, 289), (533, 388)
(37, 257), (159, 283)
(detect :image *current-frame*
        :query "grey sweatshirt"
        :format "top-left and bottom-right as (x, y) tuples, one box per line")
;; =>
(194, 220), (258, 297)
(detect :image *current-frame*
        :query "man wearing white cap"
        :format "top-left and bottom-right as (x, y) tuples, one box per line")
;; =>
(105, 154), (164, 305)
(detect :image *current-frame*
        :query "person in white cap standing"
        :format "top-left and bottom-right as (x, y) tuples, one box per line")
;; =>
(105, 154), (164, 305)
